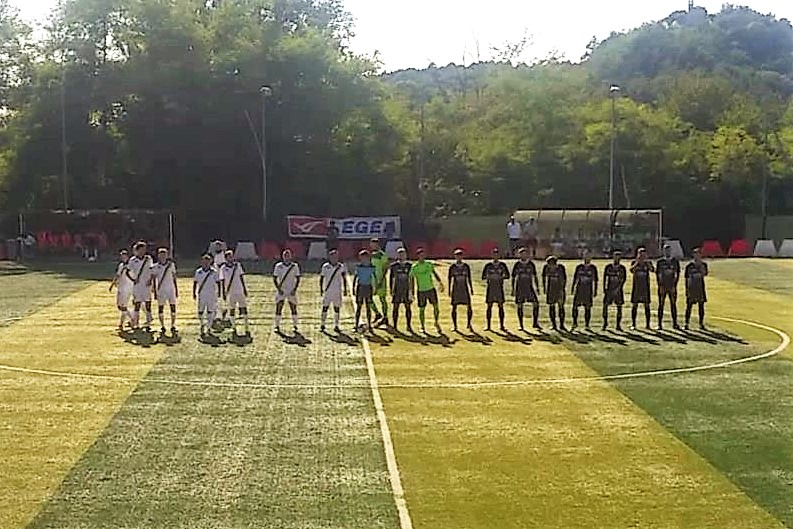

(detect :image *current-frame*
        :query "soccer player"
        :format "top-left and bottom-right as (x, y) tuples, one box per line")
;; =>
(212, 240), (228, 322)
(193, 254), (220, 336)
(109, 249), (133, 330)
(221, 249), (250, 336)
(602, 251), (627, 331)
(151, 248), (178, 335)
(630, 247), (655, 330)
(390, 248), (414, 333)
(409, 248), (444, 334)
(512, 247), (540, 331)
(482, 248), (510, 332)
(685, 248), (709, 330)
(448, 249), (474, 332)
(656, 243), (681, 330)
(273, 248), (301, 333)
(353, 249), (376, 332)
(370, 238), (390, 327)
(571, 250), (598, 330)
(127, 241), (154, 330)
(319, 249), (347, 333)
(542, 255), (567, 331)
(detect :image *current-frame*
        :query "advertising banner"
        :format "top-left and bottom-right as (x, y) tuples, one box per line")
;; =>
(287, 215), (401, 240)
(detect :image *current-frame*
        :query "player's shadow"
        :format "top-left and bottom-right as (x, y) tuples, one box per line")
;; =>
(199, 333), (222, 347)
(679, 330), (719, 345)
(702, 328), (749, 345)
(620, 331), (660, 346)
(588, 330), (628, 346)
(421, 332), (455, 347)
(278, 330), (312, 348)
(525, 329), (563, 345)
(389, 329), (427, 345)
(559, 330), (593, 344)
(651, 329), (687, 344)
(229, 333), (254, 347)
(366, 332), (393, 346)
(456, 330), (493, 345)
(324, 330), (360, 346)
(494, 329), (532, 345)
(157, 332), (182, 347)
(119, 328), (156, 348)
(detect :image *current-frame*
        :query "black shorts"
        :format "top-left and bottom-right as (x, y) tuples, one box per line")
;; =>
(603, 289), (624, 306)
(515, 282), (538, 304)
(451, 287), (471, 306)
(392, 286), (411, 304)
(631, 282), (651, 304)
(356, 284), (373, 305)
(486, 285), (505, 304)
(658, 285), (678, 299)
(573, 286), (594, 307)
(417, 288), (438, 308)
(546, 287), (565, 305)
(687, 286), (707, 304)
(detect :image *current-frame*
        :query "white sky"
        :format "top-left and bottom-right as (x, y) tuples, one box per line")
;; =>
(11, 0), (793, 71)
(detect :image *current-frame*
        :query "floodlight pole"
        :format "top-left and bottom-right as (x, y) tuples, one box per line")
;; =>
(61, 60), (70, 210)
(608, 84), (620, 210)
(260, 86), (272, 221)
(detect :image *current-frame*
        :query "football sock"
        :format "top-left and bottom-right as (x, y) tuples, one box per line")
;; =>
(644, 305), (651, 327)
(616, 306), (623, 327)
(486, 304), (493, 328)
(291, 313), (299, 327)
(572, 307), (579, 326)
(698, 303), (705, 325)
(419, 307), (426, 328)
(498, 305), (505, 328)
(393, 306), (400, 328)
(243, 312), (250, 332)
(229, 309), (236, 328)
(549, 305), (557, 328)
(321, 307), (328, 327)
(517, 304), (524, 328)
(671, 303), (678, 325)
(558, 306), (566, 328)
(584, 307), (592, 327)
(467, 306), (473, 327)
(451, 306), (458, 328)
(379, 296), (389, 321)
(405, 306), (413, 328)
(631, 305), (638, 327)
(206, 311), (215, 327)
(602, 305), (609, 327)
(275, 313), (282, 328)
(433, 304), (440, 325)
(333, 308), (340, 328)
(532, 304), (539, 326)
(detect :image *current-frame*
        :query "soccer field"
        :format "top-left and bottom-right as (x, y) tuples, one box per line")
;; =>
(2, 259), (793, 529)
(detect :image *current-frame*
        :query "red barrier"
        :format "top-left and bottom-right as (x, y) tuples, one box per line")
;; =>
(478, 240), (501, 258)
(429, 240), (452, 258)
(700, 240), (725, 257)
(258, 241), (281, 259)
(285, 240), (306, 259)
(337, 241), (358, 260)
(451, 240), (475, 257)
(408, 241), (429, 258)
(728, 239), (752, 257)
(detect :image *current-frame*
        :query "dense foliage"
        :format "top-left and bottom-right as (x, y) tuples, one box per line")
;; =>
(0, 1), (791, 242)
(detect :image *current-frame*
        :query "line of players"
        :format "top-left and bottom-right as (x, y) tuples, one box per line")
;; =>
(110, 241), (250, 337)
(337, 239), (710, 334)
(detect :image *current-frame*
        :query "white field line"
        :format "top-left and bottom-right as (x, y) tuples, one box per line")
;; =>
(0, 318), (788, 392)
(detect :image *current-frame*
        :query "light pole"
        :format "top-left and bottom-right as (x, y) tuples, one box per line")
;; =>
(60, 56), (69, 210)
(260, 85), (272, 221)
(608, 84), (620, 210)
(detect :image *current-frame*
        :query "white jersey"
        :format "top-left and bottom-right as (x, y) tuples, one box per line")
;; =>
(194, 267), (219, 297)
(151, 260), (178, 294)
(115, 261), (133, 292)
(213, 252), (226, 270)
(274, 261), (301, 298)
(220, 262), (246, 296)
(321, 262), (347, 294)
(127, 255), (153, 288)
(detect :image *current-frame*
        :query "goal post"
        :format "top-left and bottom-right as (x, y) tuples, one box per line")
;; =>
(513, 209), (663, 258)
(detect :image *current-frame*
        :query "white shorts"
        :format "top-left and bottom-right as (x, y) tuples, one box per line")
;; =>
(323, 290), (342, 308)
(133, 285), (152, 303)
(227, 292), (248, 309)
(116, 289), (132, 308)
(275, 293), (298, 305)
(157, 290), (178, 306)
(197, 297), (217, 313)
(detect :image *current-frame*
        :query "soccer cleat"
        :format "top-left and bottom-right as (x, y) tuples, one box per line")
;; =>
(320, 324), (326, 332)
(171, 327), (177, 334)
(468, 325), (475, 333)
(699, 324), (707, 331)
(518, 325), (525, 332)
(293, 326), (299, 334)
(421, 326), (427, 334)
(601, 323), (607, 331)
(616, 325), (623, 332)
(571, 324), (578, 331)
(586, 326), (592, 332)
(275, 325), (281, 334)
(334, 326), (341, 334)
(560, 325), (568, 332)
(485, 326), (492, 332)
(673, 323), (681, 331)
(534, 323), (542, 330)
(436, 323), (442, 333)
(629, 325), (636, 331)
(160, 326), (166, 335)
(500, 326), (508, 333)
(657, 325), (663, 331)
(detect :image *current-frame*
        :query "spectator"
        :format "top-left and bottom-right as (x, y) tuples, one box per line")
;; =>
(24, 233), (36, 259)
(327, 220), (340, 251)
(551, 227), (564, 257)
(522, 217), (539, 257)
(506, 215), (522, 256)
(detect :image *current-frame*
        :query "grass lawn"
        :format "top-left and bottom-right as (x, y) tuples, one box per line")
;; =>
(1, 258), (793, 528)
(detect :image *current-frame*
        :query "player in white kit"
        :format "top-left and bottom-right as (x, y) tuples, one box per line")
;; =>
(193, 254), (220, 336)
(212, 240), (228, 324)
(273, 248), (301, 333)
(220, 249), (250, 336)
(151, 248), (179, 335)
(319, 249), (348, 333)
(127, 241), (154, 330)
(109, 249), (133, 331)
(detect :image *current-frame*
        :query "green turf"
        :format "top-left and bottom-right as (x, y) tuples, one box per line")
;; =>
(25, 276), (398, 529)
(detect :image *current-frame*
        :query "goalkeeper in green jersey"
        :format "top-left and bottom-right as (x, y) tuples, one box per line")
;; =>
(409, 247), (445, 334)
(369, 238), (390, 327)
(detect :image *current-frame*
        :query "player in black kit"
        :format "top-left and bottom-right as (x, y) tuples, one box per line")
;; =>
(602, 251), (627, 331)
(571, 249), (598, 330)
(389, 248), (413, 333)
(481, 248), (510, 331)
(630, 247), (655, 330)
(656, 243), (681, 330)
(511, 247), (541, 330)
(685, 248), (709, 330)
(542, 255), (567, 331)
(448, 249), (474, 332)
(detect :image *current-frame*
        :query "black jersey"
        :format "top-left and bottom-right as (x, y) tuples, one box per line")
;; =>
(542, 263), (567, 289)
(603, 263), (627, 292)
(631, 260), (653, 285)
(685, 261), (708, 303)
(574, 263), (598, 291)
(390, 261), (412, 291)
(482, 261), (510, 285)
(448, 262), (472, 292)
(656, 257), (681, 289)
(512, 260), (537, 288)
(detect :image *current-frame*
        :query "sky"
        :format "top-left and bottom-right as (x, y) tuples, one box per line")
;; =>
(10, 0), (793, 72)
